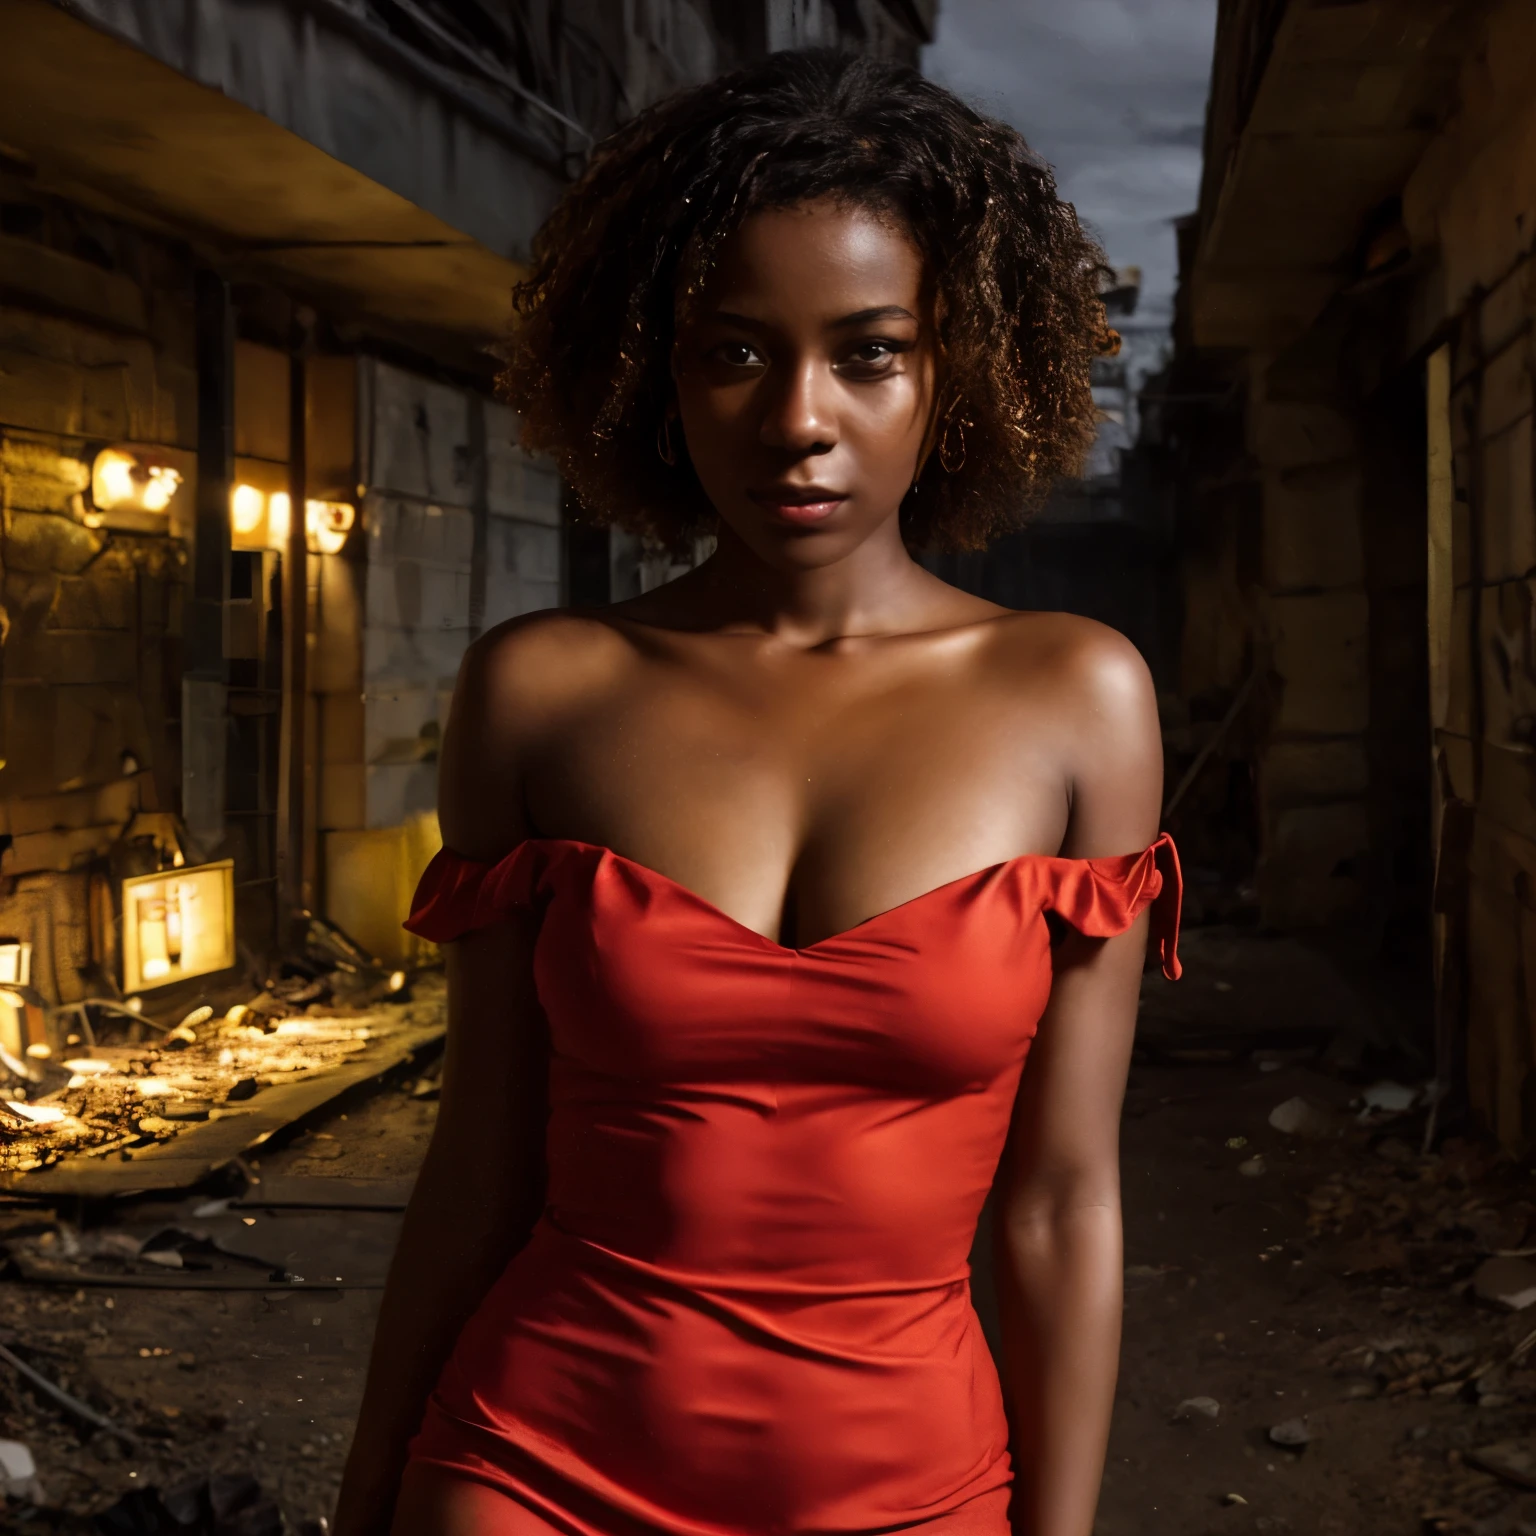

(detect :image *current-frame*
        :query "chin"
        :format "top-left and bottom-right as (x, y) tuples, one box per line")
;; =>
(716, 504), (893, 569)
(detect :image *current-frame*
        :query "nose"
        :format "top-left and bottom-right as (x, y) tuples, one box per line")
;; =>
(758, 355), (836, 455)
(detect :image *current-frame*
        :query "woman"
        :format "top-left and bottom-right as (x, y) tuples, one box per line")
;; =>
(335, 49), (1179, 1536)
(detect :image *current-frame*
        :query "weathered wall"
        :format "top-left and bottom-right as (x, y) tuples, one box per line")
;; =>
(1401, 0), (1536, 1145)
(0, 179), (196, 1003)
(321, 359), (562, 966)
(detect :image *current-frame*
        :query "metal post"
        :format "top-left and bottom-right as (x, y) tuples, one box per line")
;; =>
(183, 270), (233, 852)
(277, 315), (311, 923)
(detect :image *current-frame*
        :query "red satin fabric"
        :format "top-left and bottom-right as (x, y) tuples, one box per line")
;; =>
(402, 835), (1182, 1535)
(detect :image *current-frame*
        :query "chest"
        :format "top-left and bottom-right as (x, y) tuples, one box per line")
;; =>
(532, 850), (1056, 1096)
(522, 652), (1069, 948)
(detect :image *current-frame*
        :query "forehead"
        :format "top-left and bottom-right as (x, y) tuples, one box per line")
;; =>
(698, 199), (925, 319)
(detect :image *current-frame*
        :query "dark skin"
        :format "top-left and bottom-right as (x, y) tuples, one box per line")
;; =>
(334, 199), (1162, 1536)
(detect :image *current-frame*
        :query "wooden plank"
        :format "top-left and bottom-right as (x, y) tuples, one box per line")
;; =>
(235, 1174), (417, 1210)
(1, 1021), (443, 1199)
(9, 1258), (379, 1291)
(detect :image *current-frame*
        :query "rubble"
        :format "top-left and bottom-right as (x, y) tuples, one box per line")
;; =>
(1267, 1095), (1341, 1139)
(1268, 1416), (1311, 1448)
(1472, 1258), (1536, 1312)
(0, 1010), (399, 1175)
(0, 1438), (43, 1503)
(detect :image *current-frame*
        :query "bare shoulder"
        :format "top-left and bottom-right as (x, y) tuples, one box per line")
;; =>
(979, 609), (1152, 704)
(980, 610), (1162, 856)
(462, 606), (637, 716)
(438, 608), (638, 858)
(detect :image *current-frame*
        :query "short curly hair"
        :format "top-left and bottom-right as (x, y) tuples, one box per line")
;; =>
(501, 49), (1111, 553)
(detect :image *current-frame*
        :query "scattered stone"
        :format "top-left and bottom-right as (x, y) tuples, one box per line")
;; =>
(1268, 1096), (1340, 1139)
(1174, 1396), (1221, 1420)
(1238, 1155), (1267, 1177)
(1467, 1440), (1536, 1492)
(1268, 1417), (1311, 1448)
(1472, 1256), (1536, 1311)
(1359, 1080), (1419, 1116)
(1223, 1492), (1248, 1505)
(0, 1438), (42, 1502)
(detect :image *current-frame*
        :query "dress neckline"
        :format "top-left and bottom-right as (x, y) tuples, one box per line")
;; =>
(510, 834), (1173, 958)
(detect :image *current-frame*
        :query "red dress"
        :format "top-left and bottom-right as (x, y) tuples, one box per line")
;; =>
(403, 836), (1181, 1535)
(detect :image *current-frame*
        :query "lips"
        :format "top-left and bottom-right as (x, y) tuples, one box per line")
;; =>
(747, 488), (848, 527)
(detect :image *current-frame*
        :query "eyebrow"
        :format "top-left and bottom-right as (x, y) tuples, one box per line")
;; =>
(712, 305), (918, 330)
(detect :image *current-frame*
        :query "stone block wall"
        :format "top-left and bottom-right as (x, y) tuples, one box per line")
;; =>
(319, 359), (563, 964)
(0, 182), (196, 1003)
(1246, 361), (1376, 928)
(1399, 4), (1536, 1145)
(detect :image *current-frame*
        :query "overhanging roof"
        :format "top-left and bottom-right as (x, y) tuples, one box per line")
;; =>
(0, 0), (567, 348)
(1190, 0), (1480, 350)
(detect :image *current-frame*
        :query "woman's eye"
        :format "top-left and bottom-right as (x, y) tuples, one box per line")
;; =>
(840, 341), (903, 372)
(714, 343), (762, 367)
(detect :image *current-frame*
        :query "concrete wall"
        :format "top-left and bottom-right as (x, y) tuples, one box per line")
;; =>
(321, 359), (562, 966)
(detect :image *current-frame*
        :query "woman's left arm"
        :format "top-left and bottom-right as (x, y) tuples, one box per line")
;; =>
(993, 624), (1164, 1536)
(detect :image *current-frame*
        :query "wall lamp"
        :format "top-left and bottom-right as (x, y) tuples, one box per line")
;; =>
(89, 448), (183, 519)
(233, 486), (356, 556)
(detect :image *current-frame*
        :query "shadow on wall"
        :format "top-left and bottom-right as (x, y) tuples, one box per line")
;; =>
(924, 519), (1178, 689)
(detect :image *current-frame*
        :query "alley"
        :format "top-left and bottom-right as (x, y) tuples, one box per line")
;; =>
(2, 1), (1536, 1533)
(2, 930), (1533, 1535)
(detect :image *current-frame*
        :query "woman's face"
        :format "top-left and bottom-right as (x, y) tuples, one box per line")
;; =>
(672, 198), (936, 568)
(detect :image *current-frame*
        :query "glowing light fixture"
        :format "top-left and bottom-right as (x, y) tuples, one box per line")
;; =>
(241, 489), (353, 554)
(231, 483), (267, 536)
(306, 499), (355, 555)
(121, 861), (236, 994)
(91, 449), (182, 515)
(267, 492), (292, 546)
(0, 941), (34, 1064)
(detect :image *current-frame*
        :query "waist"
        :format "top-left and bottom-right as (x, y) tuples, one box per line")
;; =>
(428, 1219), (1012, 1529)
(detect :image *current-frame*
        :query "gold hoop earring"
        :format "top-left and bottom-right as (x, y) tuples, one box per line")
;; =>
(938, 415), (966, 475)
(657, 416), (678, 467)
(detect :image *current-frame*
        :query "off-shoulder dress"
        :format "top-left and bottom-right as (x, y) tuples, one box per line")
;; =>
(400, 834), (1182, 1535)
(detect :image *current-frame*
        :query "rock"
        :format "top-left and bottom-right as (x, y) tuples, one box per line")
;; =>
(0, 1438), (42, 1502)
(225, 1077), (258, 1102)
(1360, 1080), (1419, 1116)
(1175, 1396), (1221, 1420)
(1268, 1096), (1340, 1139)
(1467, 1440), (1536, 1491)
(1238, 1156), (1268, 1177)
(1268, 1417), (1311, 1447)
(1472, 1256), (1536, 1311)
(1223, 1492), (1249, 1506)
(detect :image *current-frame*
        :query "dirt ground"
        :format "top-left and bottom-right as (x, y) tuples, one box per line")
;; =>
(3, 933), (1534, 1534)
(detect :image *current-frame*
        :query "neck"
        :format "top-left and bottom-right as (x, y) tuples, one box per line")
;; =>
(680, 512), (944, 646)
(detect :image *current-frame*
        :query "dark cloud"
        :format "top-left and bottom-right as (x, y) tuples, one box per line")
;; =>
(924, 0), (1217, 323)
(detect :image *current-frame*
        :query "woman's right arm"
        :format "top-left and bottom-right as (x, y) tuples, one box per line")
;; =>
(333, 628), (550, 1536)
(331, 919), (548, 1535)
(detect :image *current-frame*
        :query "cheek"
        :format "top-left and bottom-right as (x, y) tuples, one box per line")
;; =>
(845, 380), (931, 458)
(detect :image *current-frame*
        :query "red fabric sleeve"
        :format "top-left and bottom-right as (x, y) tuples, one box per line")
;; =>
(403, 843), (543, 944)
(1044, 832), (1182, 981)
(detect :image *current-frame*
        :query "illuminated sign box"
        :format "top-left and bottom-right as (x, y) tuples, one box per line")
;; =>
(121, 861), (236, 994)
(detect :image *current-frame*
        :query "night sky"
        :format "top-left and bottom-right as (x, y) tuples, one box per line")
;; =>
(924, 0), (1218, 328)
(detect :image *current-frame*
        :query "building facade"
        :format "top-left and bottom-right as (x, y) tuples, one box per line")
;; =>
(0, 0), (934, 1028)
(1166, 0), (1536, 1144)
